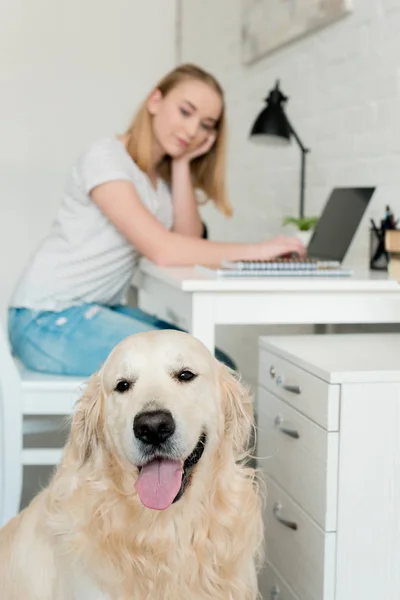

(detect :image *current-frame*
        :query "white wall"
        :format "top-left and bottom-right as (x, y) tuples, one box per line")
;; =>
(0, 0), (176, 322)
(181, 0), (400, 385)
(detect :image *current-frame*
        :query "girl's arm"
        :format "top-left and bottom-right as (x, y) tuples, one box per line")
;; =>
(91, 180), (305, 266)
(170, 158), (204, 238)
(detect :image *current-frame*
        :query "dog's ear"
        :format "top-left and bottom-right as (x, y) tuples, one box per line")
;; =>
(70, 372), (104, 465)
(219, 364), (254, 458)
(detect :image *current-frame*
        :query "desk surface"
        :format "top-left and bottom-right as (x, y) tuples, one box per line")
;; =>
(139, 260), (400, 293)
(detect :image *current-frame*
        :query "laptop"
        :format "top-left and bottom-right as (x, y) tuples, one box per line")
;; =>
(306, 186), (375, 263)
(202, 187), (376, 277)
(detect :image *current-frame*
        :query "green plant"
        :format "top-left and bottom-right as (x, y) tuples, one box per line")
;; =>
(282, 216), (319, 231)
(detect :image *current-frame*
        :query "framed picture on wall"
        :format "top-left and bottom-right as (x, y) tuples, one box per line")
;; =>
(241, 0), (353, 64)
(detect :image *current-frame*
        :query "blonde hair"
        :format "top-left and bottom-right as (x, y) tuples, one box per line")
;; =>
(125, 64), (232, 217)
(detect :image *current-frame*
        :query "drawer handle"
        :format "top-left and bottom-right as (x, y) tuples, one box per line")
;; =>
(277, 377), (301, 395)
(271, 585), (280, 599)
(282, 383), (301, 394)
(274, 416), (300, 439)
(273, 502), (298, 531)
(270, 366), (301, 394)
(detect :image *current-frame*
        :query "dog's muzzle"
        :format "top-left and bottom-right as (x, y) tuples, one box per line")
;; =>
(132, 410), (206, 511)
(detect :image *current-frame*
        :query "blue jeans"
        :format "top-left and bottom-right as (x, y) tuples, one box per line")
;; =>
(8, 305), (236, 376)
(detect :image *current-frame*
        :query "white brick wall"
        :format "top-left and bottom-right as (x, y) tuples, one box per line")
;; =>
(181, 0), (400, 385)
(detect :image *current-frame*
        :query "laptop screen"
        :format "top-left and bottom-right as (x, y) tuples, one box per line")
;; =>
(307, 187), (375, 262)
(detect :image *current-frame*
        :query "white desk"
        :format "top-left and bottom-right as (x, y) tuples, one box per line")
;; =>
(136, 260), (400, 352)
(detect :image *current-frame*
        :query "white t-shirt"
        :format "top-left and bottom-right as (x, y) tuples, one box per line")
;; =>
(10, 137), (174, 311)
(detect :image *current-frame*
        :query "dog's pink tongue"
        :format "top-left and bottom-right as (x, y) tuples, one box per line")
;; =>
(135, 459), (183, 510)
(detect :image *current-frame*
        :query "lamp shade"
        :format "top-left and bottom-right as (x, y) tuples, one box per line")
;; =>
(250, 80), (292, 142)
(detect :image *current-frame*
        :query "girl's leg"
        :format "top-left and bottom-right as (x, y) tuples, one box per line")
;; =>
(111, 305), (237, 370)
(8, 305), (170, 377)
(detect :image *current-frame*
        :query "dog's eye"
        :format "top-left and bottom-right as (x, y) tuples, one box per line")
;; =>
(176, 370), (197, 383)
(115, 380), (131, 393)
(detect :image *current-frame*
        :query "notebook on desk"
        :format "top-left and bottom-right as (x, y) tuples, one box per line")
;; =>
(196, 187), (376, 278)
(197, 261), (353, 277)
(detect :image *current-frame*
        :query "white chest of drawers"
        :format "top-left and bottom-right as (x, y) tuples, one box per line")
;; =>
(257, 333), (400, 600)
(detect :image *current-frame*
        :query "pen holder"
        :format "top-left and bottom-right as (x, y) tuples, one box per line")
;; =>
(369, 227), (388, 271)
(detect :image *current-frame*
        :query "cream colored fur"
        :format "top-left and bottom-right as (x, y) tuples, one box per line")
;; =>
(0, 330), (264, 599)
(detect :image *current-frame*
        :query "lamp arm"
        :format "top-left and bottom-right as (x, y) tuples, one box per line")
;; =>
(286, 119), (310, 219)
(299, 149), (307, 219)
(286, 119), (309, 154)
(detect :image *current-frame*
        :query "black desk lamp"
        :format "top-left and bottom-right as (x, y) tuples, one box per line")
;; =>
(250, 80), (310, 219)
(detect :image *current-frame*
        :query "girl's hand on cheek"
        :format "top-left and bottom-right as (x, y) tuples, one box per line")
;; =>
(176, 132), (217, 163)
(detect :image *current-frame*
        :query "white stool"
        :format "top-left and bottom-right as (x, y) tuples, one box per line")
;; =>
(0, 322), (84, 526)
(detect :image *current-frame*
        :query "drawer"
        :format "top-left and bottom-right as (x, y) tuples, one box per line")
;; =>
(257, 387), (338, 531)
(259, 563), (301, 600)
(264, 477), (336, 600)
(259, 348), (340, 430)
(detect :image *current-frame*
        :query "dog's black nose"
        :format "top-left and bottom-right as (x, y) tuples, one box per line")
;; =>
(133, 410), (176, 446)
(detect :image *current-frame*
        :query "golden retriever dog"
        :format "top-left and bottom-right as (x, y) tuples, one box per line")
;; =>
(0, 330), (264, 600)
